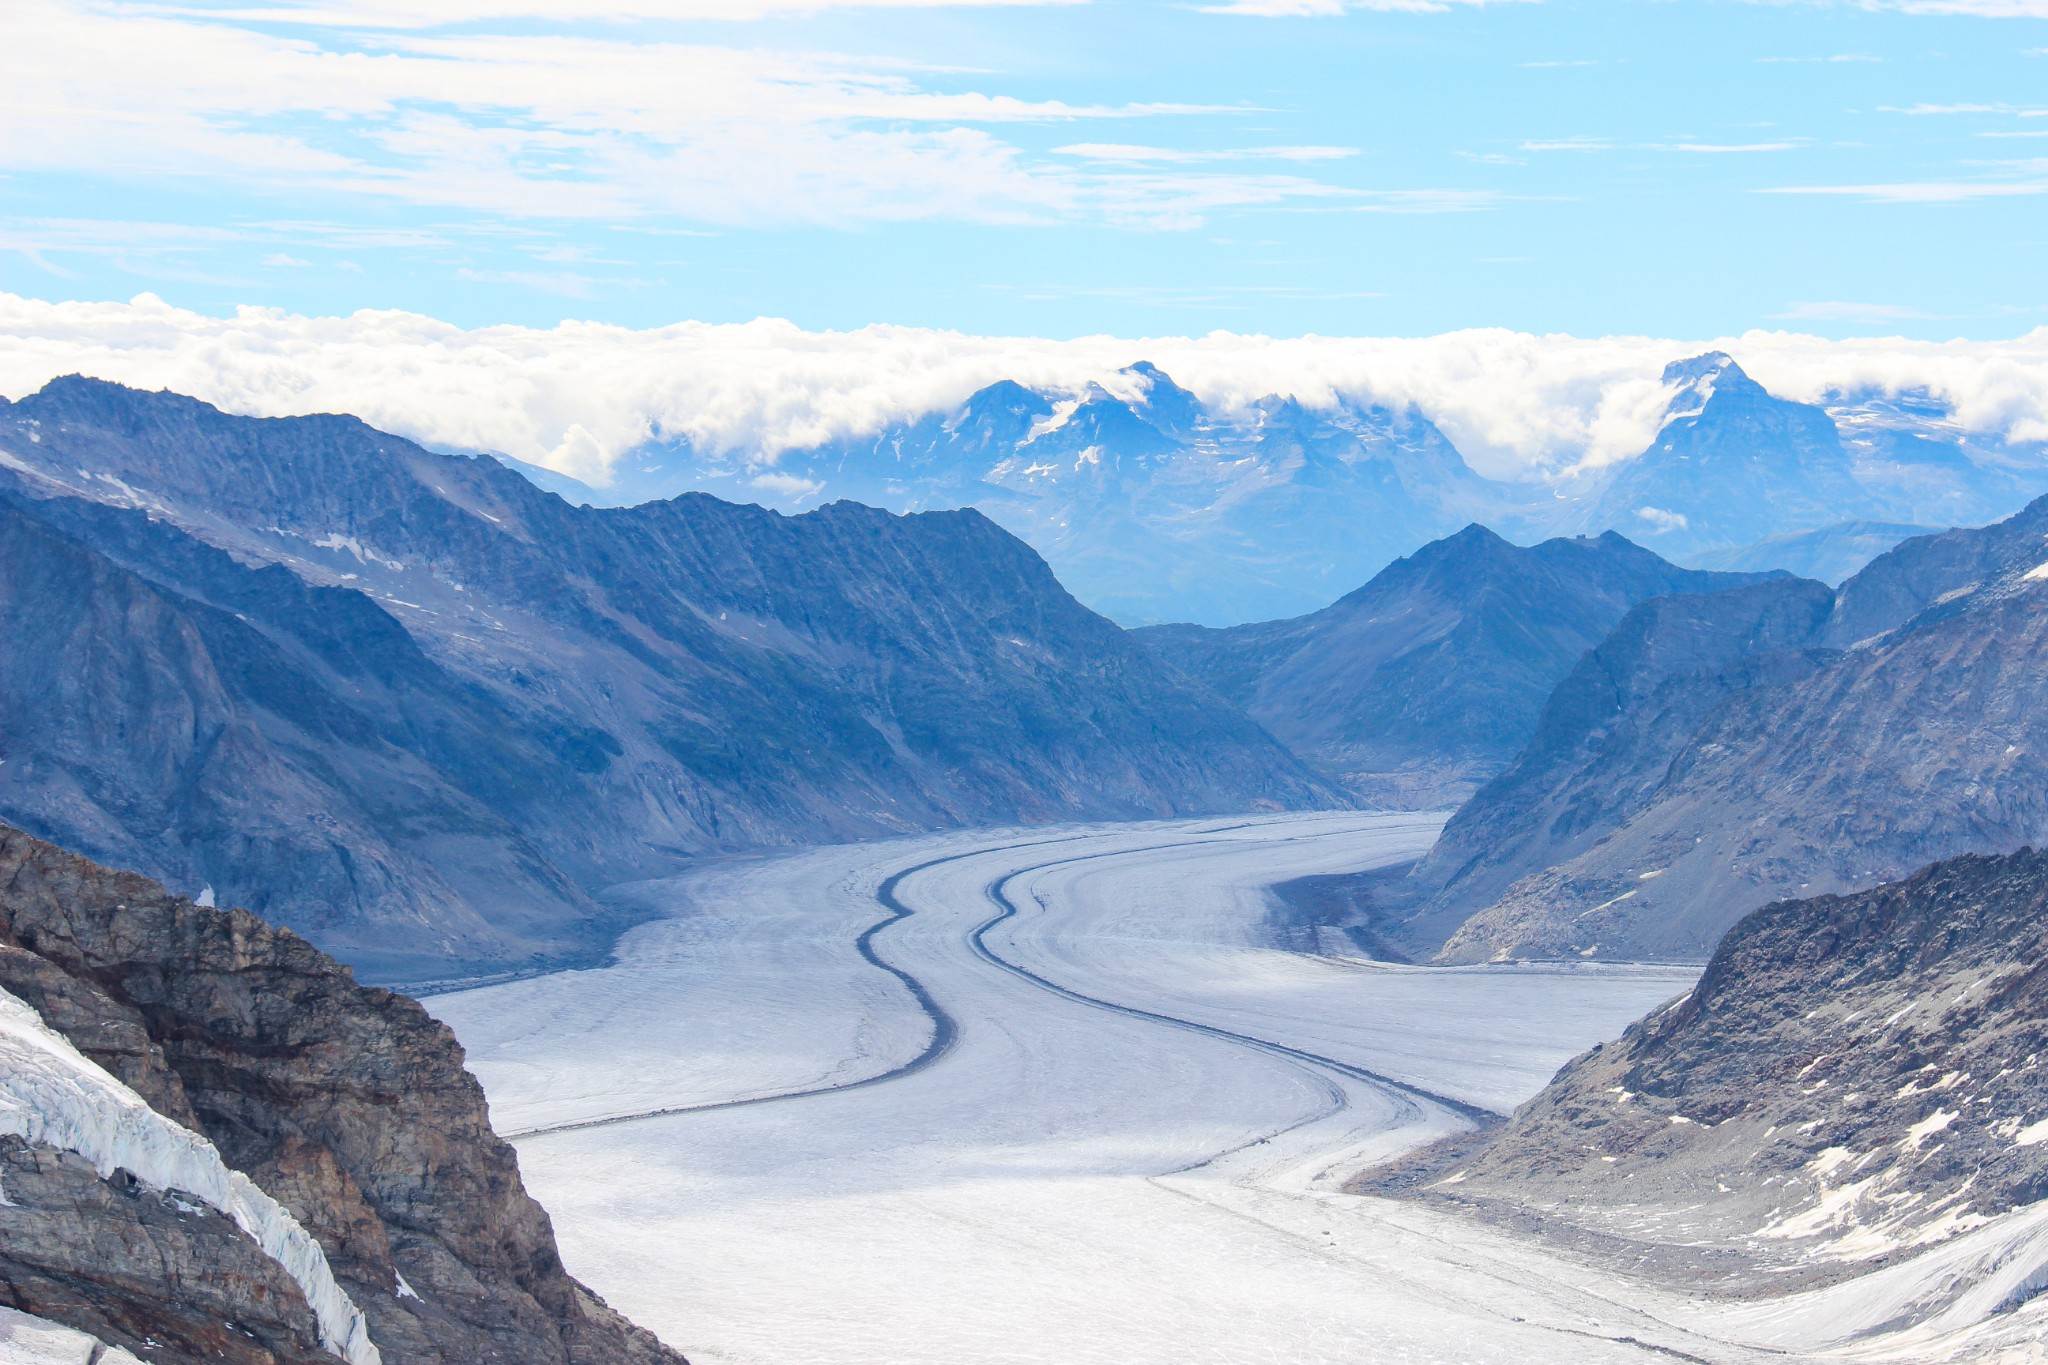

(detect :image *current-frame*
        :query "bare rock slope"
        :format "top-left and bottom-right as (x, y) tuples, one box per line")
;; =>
(1377, 849), (2048, 1302)
(1138, 525), (1768, 806)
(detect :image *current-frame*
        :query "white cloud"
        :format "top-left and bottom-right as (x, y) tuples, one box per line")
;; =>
(1053, 144), (1360, 164)
(1522, 137), (1798, 154)
(5, 293), (2047, 488)
(1881, 102), (2048, 115)
(1765, 177), (2048, 202)
(750, 471), (826, 497)
(1647, 141), (1799, 153)
(0, 0), (1342, 231)
(1866, 0), (2048, 15)
(1635, 506), (1689, 534)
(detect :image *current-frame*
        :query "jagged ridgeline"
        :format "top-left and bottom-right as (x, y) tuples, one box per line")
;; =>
(0, 824), (683, 1365)
(1371, 847), (2048, 1351)
(0, 377), (1333, 981)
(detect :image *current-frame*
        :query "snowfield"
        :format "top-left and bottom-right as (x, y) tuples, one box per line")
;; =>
(430, 813), (2047, 1364)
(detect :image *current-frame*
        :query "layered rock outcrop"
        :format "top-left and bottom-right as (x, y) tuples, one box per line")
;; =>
(0, 824), (682, 1365)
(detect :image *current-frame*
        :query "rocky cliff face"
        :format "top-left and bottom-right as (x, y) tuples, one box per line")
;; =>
(0, 823), (683, 1365)
(0, 377), (1334, 979)
(1396, 494), (2048, 963)
(1138, 525), (1769, 806)
(1392, 576), (1841, 951)
(1376, 850), (2048, 1295)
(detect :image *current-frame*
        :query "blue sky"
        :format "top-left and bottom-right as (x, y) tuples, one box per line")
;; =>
(2, 0), (2044, 341)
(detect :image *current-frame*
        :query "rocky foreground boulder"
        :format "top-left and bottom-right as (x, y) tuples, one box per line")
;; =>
(0, 823), (683, 1365)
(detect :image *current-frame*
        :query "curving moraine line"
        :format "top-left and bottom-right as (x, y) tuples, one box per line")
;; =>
(968, 866), (1501, 1128)
(505, 833), (1079, 1139)
(508, 820), (1492, 1140)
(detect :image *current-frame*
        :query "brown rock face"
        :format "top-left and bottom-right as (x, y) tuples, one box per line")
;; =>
(0, 824), (685, 1365)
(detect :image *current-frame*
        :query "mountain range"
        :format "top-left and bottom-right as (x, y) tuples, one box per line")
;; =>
(531, 354), (2048, 626)
(0, 377), (1330, 980)
(8, 372), (2048, 986)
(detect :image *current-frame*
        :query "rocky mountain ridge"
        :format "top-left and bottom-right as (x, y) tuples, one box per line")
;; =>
(1393, 492), (2048, 963)
(1371, 848), (2048, 1347)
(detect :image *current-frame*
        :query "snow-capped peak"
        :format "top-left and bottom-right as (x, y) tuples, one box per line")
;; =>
(1658, 351), (1759, 426)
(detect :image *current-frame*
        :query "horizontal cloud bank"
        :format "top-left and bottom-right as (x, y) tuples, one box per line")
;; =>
(1, 292), (2045, 486)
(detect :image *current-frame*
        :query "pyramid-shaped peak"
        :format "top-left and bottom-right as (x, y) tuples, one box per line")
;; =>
(1661, 351), (1752, 387)
(1116, 361), (1202, 433)
(1658, 352), (1769, 421)
(960, 378), (1053, 418)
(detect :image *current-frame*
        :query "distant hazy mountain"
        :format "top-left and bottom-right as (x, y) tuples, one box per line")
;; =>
(575, 361), (1540, 625)
(1556, 353), (1866, 558)
(1397, 496), (2048, 963)
(1689, 520), (1936, 585)
(1380, 849), (2048, 1301)
(0, 377), (1334, 978)
(1136, 526), (1770, 806)
(520, 353), (2047, 628)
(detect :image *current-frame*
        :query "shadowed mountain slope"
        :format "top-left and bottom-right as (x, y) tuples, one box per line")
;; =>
(1397, 496), (2048, 964)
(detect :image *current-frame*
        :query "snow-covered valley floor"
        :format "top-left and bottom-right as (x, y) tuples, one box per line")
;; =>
(428, 813), (2003, 1365)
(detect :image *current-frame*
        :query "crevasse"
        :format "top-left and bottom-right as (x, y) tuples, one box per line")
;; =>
(0, 986), (381, 1365)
